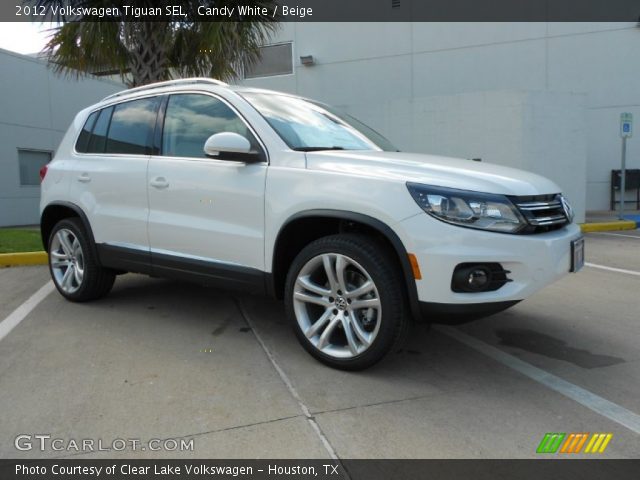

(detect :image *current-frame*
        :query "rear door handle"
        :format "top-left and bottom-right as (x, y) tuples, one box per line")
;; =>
(77, 173), (91, 183)
(150, 177), (169, 189)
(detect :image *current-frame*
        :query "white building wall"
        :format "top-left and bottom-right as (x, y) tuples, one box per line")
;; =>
(240, 22), (640, 216)
(0, 48), (123, 227)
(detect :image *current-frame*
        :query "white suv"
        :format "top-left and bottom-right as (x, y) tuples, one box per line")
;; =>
(40, 78), (584, 370)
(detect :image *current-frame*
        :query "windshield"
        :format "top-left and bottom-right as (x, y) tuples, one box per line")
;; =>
(240, 91), (398, 152)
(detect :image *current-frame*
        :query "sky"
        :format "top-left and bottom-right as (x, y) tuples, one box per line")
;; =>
(0, 22), (56, 55)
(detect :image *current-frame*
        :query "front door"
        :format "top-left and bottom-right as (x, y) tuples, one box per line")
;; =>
(147, 93), (267, 291)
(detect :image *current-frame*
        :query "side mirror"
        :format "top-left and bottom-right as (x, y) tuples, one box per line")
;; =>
(204, 132), (261, 162)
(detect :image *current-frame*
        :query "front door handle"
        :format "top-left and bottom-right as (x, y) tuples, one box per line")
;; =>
(77, 173), (91, 183)
(150, 177), (169, 189)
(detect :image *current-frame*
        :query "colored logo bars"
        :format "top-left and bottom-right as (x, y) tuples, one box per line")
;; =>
(536, 433), (613, 454)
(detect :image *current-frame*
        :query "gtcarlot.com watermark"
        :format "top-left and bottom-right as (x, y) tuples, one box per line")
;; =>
(15, 434), (194, 453)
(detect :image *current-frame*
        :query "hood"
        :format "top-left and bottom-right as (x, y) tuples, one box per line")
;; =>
(305, 151), (561, 197)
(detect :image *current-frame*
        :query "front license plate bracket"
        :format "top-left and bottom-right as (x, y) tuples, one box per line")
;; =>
(571, 237), (585, 272)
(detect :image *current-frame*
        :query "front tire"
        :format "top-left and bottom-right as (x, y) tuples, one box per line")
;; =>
(48, 218), (115, 302)
(285, 234), (410, 370)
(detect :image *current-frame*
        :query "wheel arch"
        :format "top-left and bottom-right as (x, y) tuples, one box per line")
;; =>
(40, 202), (97, 257)
(270, 209), (421, 321)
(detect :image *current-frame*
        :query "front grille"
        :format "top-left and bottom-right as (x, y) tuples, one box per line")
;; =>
(511, 194), (569, 234)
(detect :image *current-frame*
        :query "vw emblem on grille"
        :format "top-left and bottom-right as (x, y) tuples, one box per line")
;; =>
(560, 195), (574, 223)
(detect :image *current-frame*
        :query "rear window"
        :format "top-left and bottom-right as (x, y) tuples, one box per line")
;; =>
(106, 97), (159, 154)
(75, 97), (159, 155)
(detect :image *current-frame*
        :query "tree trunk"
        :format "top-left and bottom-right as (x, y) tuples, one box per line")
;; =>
(123, 23), (171, 87)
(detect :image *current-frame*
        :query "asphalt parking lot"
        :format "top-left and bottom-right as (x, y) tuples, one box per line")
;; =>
(1, 230), (639, 460)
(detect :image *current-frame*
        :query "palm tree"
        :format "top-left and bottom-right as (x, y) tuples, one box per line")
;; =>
(32, 1), (280, 86)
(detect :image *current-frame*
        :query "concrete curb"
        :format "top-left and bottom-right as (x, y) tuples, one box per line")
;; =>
(0, 251), (48, 268)
(580, 220), (638, 233)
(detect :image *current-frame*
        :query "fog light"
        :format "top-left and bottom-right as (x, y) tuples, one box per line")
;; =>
(468, 269), (489, 289)
(451, 263), (512, 293)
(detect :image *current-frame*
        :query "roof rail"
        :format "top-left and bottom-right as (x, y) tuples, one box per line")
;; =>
(101, 78), (228, 102)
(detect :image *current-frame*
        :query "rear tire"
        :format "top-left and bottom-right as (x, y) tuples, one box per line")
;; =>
(285, 234), (411, 370)
(48, 218), (115, 302)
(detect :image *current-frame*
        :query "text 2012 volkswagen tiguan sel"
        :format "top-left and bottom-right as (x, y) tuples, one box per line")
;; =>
(40, 78), (584, 370)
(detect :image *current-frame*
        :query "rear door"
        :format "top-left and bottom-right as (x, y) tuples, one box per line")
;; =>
(71, 96), (160, 270)
(147, 92), (268, 291)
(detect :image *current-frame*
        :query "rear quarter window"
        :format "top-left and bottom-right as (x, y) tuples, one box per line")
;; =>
(75, 111), (98, 153)
(86, 107), (113, 154)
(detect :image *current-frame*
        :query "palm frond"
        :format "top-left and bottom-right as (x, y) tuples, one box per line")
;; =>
(30, 1), (281, 86)
(44, 22), (130, 82)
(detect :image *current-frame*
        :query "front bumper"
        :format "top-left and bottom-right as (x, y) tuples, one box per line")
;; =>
(396, 213), (583, 305)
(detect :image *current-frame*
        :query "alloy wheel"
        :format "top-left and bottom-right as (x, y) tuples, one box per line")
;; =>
(292, 253), (382, 359)
(50, 228), (85, 294)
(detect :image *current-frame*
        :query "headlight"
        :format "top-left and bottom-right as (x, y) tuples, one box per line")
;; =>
(406, 183), (527, 233)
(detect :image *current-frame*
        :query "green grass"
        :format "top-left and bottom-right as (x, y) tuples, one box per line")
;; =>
(0, 229), (43, 253)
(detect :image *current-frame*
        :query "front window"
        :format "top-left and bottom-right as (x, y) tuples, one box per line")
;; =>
(240, 92), (397, 152)
(162, 94), (261, 158)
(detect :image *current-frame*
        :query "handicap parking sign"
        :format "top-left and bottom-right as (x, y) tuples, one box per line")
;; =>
(621, 113), (633, 138)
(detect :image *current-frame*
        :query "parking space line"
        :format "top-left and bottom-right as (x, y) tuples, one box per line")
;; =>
(236, 299), (345, 464)
(437, 325), (640, 435)
(0, 281), (54, 343)
(590, 232), (640, 240)
(585, 262), (640, 277)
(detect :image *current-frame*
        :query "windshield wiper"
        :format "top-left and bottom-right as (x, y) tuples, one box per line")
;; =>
(292, 146), (346, 152)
